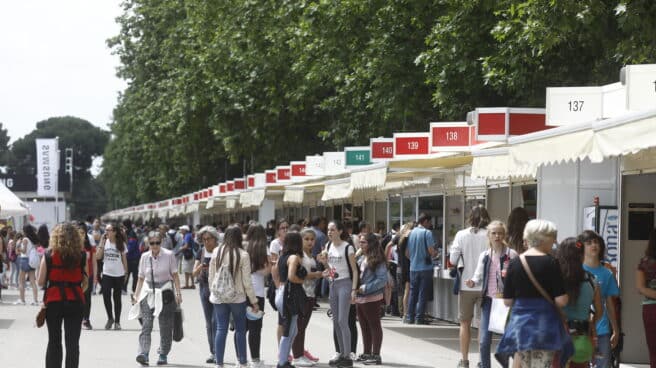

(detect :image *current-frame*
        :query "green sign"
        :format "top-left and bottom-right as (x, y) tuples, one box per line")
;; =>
(346, 150), (371, 166)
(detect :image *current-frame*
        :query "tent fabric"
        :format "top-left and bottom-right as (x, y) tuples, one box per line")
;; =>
(510, 128), (595, 167)
(0, 183), (28, 217)
(283, 187), (305, 204)
(594, 112), (656, 159)
(471, 153), (537, 180)
(388, 154), (472, 170)
(321, 181), (353, 202)
(350, 166), (387, 190)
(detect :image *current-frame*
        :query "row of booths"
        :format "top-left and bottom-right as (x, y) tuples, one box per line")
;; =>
(105, 64), (656, 364)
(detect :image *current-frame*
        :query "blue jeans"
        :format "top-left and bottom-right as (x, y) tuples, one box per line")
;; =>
(278, 315), (298, 366)
(406, 270), (433, 322)
(213, 302), (247, 365)
(199, 284), (215, 355)
(479, 297), (509, 368)
(595, 333), (611, 368)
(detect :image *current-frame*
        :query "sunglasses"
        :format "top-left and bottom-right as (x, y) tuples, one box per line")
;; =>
(150, 241), (161, 245)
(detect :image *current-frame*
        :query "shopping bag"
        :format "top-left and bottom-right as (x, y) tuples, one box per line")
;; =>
(488, 298), (510, 334)
(173, 307), (184, 342)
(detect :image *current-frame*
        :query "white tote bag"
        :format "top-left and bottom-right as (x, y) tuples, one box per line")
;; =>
(488, 298), (510, 334)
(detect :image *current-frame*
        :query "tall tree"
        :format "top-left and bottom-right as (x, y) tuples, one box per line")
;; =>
(0, 123), (10, 165)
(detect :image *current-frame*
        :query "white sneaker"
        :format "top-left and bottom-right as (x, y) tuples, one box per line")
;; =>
(249, 361), (265, 368)
(294, 356), (316, 367)
(13, 300), (25, 305)
(349, 352), (357, 361)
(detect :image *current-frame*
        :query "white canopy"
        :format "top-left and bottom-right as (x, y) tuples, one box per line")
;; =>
(0, 183), (29, 217)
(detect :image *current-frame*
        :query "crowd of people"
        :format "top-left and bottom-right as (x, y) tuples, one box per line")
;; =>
(1, 209), (655, 368)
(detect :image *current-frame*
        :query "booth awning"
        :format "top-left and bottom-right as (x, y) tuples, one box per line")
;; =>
(206, 199), (215, 209)
(284, 187), (305, 204)
(185, 203), (199, 214)
(471, 149), (537, 180)
(388, 153), (473, 170)
(321, 180), (353, 202)
(350, 163), (387, 190)
(381, 176), (432, 192)
(509, 109), (656, 168)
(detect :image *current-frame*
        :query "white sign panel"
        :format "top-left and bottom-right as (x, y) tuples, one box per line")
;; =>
(323, 152), (346, 175)
(546, 86), (603, 126)
(625, 64), (656, 111)
(599, 208), (619, 268)
(35, 138), (59, 197)
(254, 173), (266, 188)
(305, 155), (324, 176)
(601, 82), (626, 119)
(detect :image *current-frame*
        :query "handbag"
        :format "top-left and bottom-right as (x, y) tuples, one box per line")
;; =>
(450, 254), (463, 295)
(488, 297), (510, 334)
(172, 307), (184, 342)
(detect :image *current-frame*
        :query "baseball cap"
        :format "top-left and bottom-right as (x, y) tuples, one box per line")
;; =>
(179, 225), (190, 232)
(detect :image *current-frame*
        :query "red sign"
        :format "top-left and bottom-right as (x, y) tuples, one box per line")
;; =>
(266, 171), (277, 184)
(219, 184), (226, 193)
(394, 134), (430, 156)
(431, 126), (469, 147)
(235, 179), (245, 190)
(291, 163), (306, 176)
(193, 193), (199, 201)
(225, 182), (234, 192)
(208, 189), (213, 197)
(478, 113), (506, 135)
(371, 140), (394, 159)
(509, 113), (549, 135)
(277, 167), (291, 180)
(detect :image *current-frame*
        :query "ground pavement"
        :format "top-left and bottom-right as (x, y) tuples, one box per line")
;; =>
(0, 284), (647, 368)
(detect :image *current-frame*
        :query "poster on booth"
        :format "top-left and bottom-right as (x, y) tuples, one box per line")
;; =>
(583, 206), (619, 268)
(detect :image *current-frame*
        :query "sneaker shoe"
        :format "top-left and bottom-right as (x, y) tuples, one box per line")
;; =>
(363, 355), (382, 366)
(82, 320), (93, 330)
(349, 353), (356, 361)
(337, 357), (353, 368)
(206, 355), (216, 364)
(457, 359), (470, 368)
(249, 360), (265, 368)
(114, 322), (122, 330)
(355, 354), (371, 362)
(303, 350), (319, 362)
(293, 356), (315, 367)
(105, 318), (114, 330)
(136, 354), (149, 366)
(13, 300), (25, 305)
(276, 363), (294, 368)
(30, 301), (39, 306)
(156, 354), (167, 365)
(328, 353), (342, 367)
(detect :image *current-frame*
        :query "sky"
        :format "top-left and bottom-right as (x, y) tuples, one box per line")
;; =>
(0, 1), (126, 144)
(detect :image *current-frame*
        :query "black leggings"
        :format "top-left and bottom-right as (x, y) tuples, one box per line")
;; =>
(333, 304), (357, 354)
(46, 301), (83, 368)
(246, 296), (265, 360)
(83, 275), (92, 321)
(124, 259), (139, 293)
(102, 275), (123, 323)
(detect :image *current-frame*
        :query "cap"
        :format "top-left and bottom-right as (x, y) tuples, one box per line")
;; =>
(179, 225), (190, 232)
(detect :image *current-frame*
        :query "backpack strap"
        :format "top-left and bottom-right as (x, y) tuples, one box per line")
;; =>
(345, 243), (355, 280)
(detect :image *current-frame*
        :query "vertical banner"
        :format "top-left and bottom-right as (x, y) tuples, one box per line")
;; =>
(36, 138), (59, 197)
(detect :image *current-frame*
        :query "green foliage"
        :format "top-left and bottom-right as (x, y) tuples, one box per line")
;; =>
(0, 123), (10, 165)
(6, 116), (110, 218)
(104, 0), (656, 209)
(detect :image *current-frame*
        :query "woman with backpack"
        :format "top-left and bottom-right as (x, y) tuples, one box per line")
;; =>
(557, 237), (603, 367)
(16, 224), (40, 305)
(77, 222), (96, 330)
(354, 233), (389, 366)
(320, 220), (359, 368)
(276, 232), (308, 368)
(245, 225), (271, 368)
(38, 222), (88, 368)
(209, 226), (260, 368)
(96, 222), (128, 330)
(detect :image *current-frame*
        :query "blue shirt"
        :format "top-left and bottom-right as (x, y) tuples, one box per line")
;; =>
(583, 264), (619, 336)
(407, 226), (435, 272)
(311, 226), (327, 257)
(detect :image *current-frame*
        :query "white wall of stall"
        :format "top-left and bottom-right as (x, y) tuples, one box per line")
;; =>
(620, 173), (656, 364)
(537, 158), (619, 240)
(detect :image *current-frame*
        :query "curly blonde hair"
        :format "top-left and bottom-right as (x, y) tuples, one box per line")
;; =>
(50, 222), (83, 269)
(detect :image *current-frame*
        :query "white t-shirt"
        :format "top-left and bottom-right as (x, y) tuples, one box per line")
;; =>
(328, 241), (354, 281)
(269, 238), (283, 256)
(251, 268), (267, 298)
(19, 239), (34, 258)
(449, 227), (488, 292)
(301, 252), (317, 297)
(102, 241), (126, 277)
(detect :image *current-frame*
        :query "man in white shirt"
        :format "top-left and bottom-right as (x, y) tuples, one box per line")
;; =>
(449, 206), (491, 368)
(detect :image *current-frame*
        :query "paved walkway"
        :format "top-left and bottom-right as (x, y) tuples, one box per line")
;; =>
(0, 285), (647, 368)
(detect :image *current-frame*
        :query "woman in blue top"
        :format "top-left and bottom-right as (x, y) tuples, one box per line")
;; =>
(193, 226), (220, 364)
(579, 230), (620, 368)
(557, 237), (602, 367)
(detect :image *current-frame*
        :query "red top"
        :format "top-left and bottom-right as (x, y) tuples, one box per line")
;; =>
(45, 251), (85, 304)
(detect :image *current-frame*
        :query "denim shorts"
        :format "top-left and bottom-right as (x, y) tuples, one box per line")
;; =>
(19, 257), (33, 272)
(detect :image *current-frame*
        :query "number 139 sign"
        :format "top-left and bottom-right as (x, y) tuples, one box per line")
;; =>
(393, 133), (430, 157)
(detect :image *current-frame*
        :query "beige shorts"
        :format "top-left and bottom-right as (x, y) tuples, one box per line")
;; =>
(458, 290), (481, 321)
